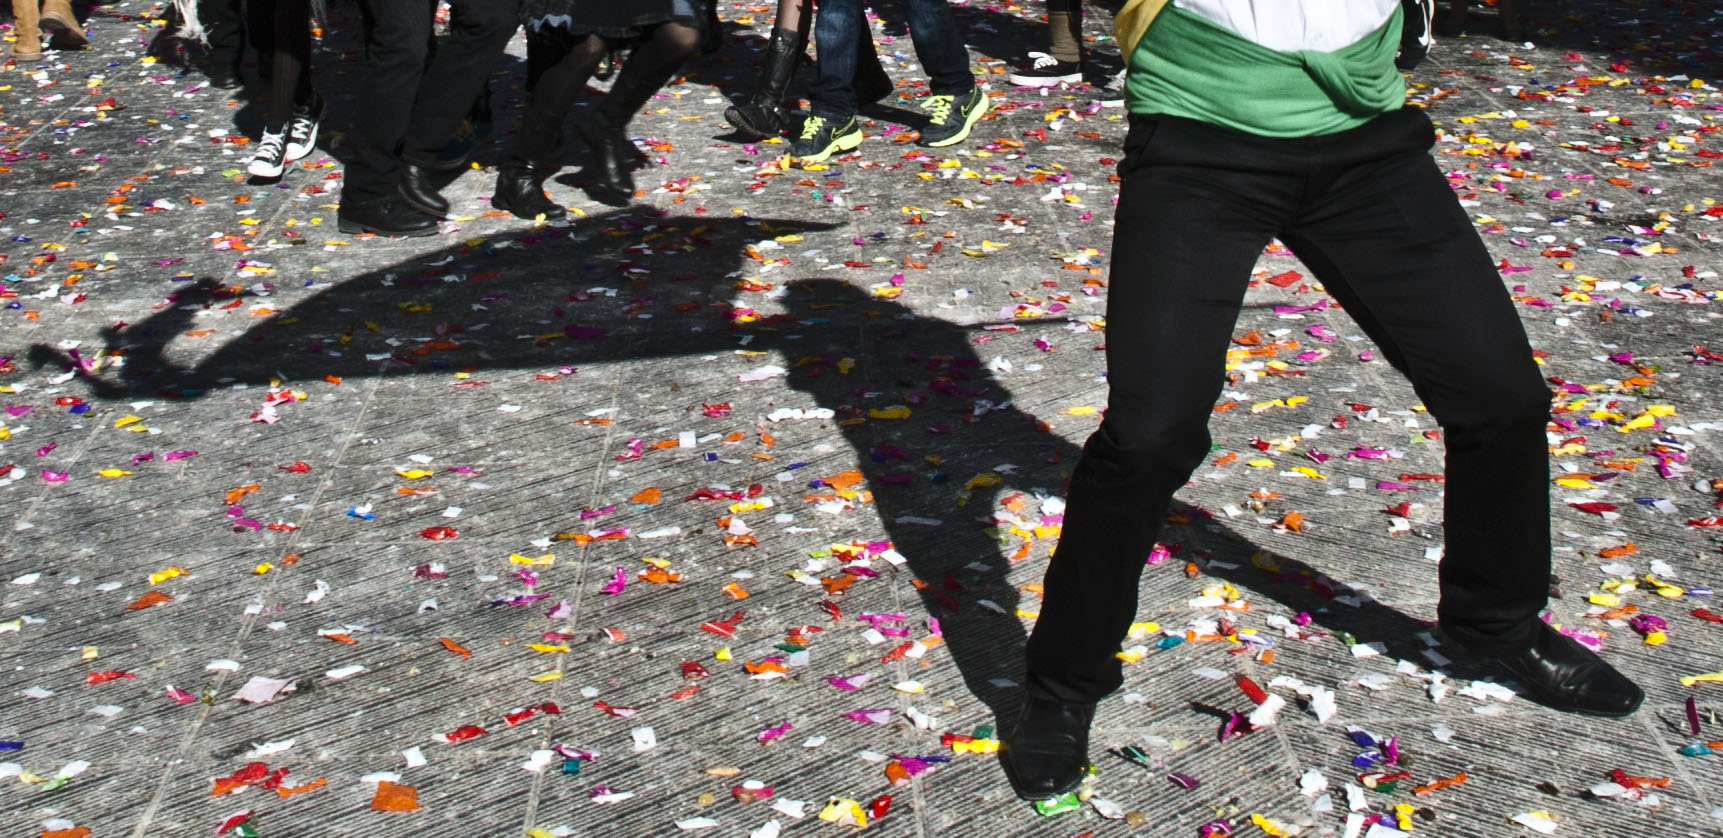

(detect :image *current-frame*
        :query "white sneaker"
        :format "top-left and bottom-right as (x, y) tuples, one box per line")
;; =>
(284, 93), (324, 163)
(1100, 69), (1127, 108)
(246, 127), (288, 178)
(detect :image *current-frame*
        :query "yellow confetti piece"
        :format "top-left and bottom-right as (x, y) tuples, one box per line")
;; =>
(509, 553), (555, 565)
(1246, 458), (1276, 468)
(97, 468), (132, 478)
(1062, 406), (1098, 415)
(1289, 466), (1326, 480)
(526, 643), (569, 654)
(148, 566), (186, 585)
(1588, 593), (1621, 607)
(254, 563), (273, 574)
(114, 415), (145, 428)
(714, 647), (732, 661)
(395, 468), (434, 479)
(868, 406), (911, 419)
(527, 670), (564, 683)
(81, 646), (98, 660)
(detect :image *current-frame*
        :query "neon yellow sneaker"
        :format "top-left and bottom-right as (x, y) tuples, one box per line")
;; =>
(790, 114), (863, 164)
(917, 86), (990, 148)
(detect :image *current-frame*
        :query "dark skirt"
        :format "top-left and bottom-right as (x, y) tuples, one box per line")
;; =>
(522, 0), (699, 38)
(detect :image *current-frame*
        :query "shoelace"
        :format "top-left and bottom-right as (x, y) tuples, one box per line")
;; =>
(287, 115), (317, 143)
(920, 94), (954, 126)
(1026, 51), (1058, 69)
(253, 130), (286, 161)
(799, 116), (826, 141)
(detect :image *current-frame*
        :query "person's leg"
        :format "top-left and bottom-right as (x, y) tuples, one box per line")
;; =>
(901, 0), (985, 148)
(397, 0), (518, 170)
(1009, 115), (1300, 800)
(572, 20), (697, 194)
(806, 0), (860, 120)
(1046, 0), (1082, 64)
(1279, 107), (1639, 715)
(11, 0), (43, 59)
(723, 0), (808, 139)
(198, 0), (245, 84)
(267, 0), (313, 126)
(494, 27), (603, 215)
(337, 0), (438, 234)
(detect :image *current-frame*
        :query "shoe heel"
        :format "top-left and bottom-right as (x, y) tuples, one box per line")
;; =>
(835, 130), (863, 152)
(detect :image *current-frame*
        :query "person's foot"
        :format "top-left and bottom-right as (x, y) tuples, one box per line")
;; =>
(1099, 68), (1127, 108)
(724, 98), (790, 140)
(430, 87), (493, 173)
(789, 114), (862, 164)
(1000, 695), (1095, 801)
(916, 85), (990, 149)
(39, 6), (87, 51)
(397, 164), (449, 218)
(1008, 52), (1083, 87)
(144, 27), (182, 64)
(1397, 0), (1435, 69)
(337, 198), (439, 237)
(284, 92), (324, 163)
(205, 64), (242, 90)
(573, 110), (638, 196)
(492, 161), (567, 221)
(245, 125), (289, 178)
(1444, 621), (1644, 717)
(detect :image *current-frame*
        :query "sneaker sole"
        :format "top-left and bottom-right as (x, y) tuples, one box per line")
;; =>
(919, 95), (991, 148)
(1007, 72), (1083, 87)
(793, 128), (863, 165)
(40, 13), (86, 50)
(336, 219), (438, 237)
(247, 160), (285, 178)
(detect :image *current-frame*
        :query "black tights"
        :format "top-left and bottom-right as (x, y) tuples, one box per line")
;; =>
(266, 0), (315, 128)
(516, 22), (699, 160)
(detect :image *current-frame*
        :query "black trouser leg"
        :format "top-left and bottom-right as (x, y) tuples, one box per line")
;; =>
(1025, 108), (1553, 704)
(345, 0), (437, 205)
(398, 0), (519, 167)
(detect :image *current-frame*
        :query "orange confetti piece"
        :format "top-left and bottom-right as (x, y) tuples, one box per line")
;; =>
(1275, 511), (1305, 532)
(277, 777), (326, 796)
(43, 829), (92, 838)
(631, 487), (662, 504)
(370, 780), (421, 812)
(323, 633), (356, 645)
(439, 637), (472, 658)
(1598, 543), (1637, 558)
(1413, 771), (1468, 795)
(224, 483), (261, 505)
(823, 470), (864, 490)
(126, 590), (173, 610)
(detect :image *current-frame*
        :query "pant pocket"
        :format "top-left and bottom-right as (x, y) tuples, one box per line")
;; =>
(1118, 114), (1162, 176)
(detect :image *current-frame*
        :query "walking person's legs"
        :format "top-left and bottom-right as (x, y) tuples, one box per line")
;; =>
(901, 0), (986, 148)
(11, 0), (44, 59)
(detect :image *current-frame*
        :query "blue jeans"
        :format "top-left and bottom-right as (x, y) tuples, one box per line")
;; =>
(809, 0), (972, 119)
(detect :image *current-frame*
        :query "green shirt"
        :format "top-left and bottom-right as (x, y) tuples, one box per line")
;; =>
(1125, 4), (1406, 138)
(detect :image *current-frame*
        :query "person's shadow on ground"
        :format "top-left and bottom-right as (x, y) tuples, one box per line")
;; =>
(28, 207), (1452, 722)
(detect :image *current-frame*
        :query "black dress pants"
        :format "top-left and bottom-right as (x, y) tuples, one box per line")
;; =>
(1024, 107), (1556, 704)
(344, 0), (518, 206)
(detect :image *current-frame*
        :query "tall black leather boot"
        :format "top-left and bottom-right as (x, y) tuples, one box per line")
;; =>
(723, 25), (804, 140)
(494, 101), (569, 220)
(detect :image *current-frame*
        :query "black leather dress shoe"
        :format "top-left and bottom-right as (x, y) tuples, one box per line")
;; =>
(397, 164), (449, 218)
(1000, 695), (1095, 800)
(1446, 621), (1644, 717)
(337, 198), (438, 237)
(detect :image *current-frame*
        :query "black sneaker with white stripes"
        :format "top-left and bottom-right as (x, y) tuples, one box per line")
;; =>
(284, 93), (324, 164)
(246, 127), (289, 178)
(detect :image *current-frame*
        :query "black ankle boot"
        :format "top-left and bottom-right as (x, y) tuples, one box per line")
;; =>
(1000, 695), (1095, 801)
(1444, 620), (1644, 717)
(724, 25), (803, 140)
(575, 109), (636, 196)
(492, 161), (566, 221)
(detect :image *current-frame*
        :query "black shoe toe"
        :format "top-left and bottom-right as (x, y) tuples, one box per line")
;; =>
(1448, 621), (1645, 718)
(1000, 696), (1094, 801)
